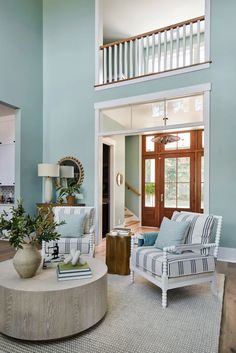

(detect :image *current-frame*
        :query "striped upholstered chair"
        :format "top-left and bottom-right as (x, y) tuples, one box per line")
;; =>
(130, 211), (222, 308)
(42, 206), (95, 258)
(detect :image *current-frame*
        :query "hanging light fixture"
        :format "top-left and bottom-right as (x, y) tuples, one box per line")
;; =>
(151, 100), (180, 145)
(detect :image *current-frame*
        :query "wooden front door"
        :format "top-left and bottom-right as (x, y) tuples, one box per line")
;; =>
(142, 130), (204, 227)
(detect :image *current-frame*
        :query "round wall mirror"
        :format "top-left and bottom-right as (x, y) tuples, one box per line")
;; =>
(58, 156), (84, 187)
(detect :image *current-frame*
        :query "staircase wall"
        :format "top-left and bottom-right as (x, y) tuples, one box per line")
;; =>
(125, 136), (141, 218)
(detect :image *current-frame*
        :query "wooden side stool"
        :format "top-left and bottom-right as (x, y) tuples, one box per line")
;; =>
(106, 232), (131, 275)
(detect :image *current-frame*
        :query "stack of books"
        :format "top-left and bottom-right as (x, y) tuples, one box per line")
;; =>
(113, 227), (131, 236)
(56, 262), (92, 281)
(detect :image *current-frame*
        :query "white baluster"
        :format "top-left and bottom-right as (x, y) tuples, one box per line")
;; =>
(145, 36), (149, 74)
(164, 30), (167, 71)
(124, 41), (128, 78)
(190, 22), (193, 65)
(119, 43), (123, 80)
(138, 38), (142, 76)
(135, 38), (138, 77)
(103, 47), (107, 83)
(151, 33), (155, 73)
(114, 44), (118, 81)
(170, 28), (173, 70)
(176, 26), (180, 68)
(109, 46), (112, 82)
(140, 37), (144, 75)
(196, 20), (201, 63)
(157, 32), (161, 72)
(183, 24), (186, 67)
(130, 40), (133, 78)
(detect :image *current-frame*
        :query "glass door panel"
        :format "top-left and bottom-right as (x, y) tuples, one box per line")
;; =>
(165, 132), (191, 151)
(164, 158), (177, 207)
(177, 183), (190, 208)
(145, 159), (155, 207)
(145, 136), (155, 152)
(164, 156), (190, 209)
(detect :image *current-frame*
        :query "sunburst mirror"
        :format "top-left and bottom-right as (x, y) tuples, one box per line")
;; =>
(57, 156), (84, 187)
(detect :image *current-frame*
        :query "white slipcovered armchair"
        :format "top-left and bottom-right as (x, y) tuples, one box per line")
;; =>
(130, 211), (222, 308)
(42, 206), (95, 258)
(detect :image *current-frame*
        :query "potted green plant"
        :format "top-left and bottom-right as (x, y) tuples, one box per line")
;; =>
(57, 179), (81, 206)
(0, 201), (64, 278)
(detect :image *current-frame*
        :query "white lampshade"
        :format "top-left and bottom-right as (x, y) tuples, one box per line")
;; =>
(38, 163), (60, 177)
(60, 166), (74, 178)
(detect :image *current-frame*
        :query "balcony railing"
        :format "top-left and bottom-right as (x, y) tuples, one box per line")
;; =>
(98, 16), (207, 86)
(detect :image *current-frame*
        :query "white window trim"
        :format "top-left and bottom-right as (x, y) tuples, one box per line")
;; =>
(94, 83), (211, 244)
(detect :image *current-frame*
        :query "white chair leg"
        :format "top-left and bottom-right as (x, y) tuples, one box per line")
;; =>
(162, 290), (167, 308)
(130, 270), (134, 283)
(211, 273), (218, 296)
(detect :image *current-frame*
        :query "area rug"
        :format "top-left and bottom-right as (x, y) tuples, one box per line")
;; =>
(0, 273), (224, 353)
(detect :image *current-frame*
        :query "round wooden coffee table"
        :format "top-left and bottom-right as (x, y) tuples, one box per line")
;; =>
(0, 258), (107, 341)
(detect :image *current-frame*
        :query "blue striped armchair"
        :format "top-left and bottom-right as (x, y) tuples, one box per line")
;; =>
(130, 211), (222, 308)
(42, 206), (95, 259)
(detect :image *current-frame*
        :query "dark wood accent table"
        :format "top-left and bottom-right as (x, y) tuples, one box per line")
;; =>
(106, 233), (131, 275)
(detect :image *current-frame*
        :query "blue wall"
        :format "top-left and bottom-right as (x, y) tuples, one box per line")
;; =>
(43, 0), (95, 204)
(0, 0), (43, 212)
(43, 0), (236, 248)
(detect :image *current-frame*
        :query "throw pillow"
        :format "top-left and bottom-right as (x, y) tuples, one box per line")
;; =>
(57, 213), (86, 238)
(154, 217), (190, 249)
(142, 232), (159, 246)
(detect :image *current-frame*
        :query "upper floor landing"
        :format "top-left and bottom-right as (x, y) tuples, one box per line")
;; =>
(95, 0), (210, 90)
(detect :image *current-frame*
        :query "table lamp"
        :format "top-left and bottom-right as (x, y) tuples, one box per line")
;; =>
(60, 166), (74, 186)
(38, 163), (60, 203)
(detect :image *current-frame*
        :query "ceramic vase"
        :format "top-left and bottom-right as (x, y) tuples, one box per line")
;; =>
(13, 244), (42, 278)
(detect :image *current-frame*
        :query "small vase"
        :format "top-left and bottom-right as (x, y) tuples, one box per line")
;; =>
(13, 244), (42, 278)
(67, 196), (76, 206)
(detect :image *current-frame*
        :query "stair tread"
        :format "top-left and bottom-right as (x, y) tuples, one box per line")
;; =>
(125, 220), (140, 226)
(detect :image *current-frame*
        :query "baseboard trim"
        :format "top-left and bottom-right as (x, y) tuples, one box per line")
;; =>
(218, 247), (236, 263)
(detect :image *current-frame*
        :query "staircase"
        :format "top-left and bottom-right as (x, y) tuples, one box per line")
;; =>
(124, 207), (140, 233)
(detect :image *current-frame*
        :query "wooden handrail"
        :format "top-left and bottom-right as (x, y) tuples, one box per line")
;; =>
(100, 15), (205, 49)
(125, 182), (141, 196)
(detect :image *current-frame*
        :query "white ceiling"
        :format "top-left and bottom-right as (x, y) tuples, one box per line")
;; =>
(0, 103), (17, 117)
(103, 0), (205, 43)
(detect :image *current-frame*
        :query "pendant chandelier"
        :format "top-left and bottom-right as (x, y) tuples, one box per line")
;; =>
(151, 100), (180, 145)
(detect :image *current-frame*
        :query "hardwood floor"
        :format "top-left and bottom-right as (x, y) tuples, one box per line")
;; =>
(1, 239), (235, 353)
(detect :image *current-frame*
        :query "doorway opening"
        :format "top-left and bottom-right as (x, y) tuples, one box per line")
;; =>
(95, 84), (210, 243)
(102, 143), (111, 237)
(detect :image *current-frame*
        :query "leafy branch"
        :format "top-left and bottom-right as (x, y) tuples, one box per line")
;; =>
(0, 201), (65, 249)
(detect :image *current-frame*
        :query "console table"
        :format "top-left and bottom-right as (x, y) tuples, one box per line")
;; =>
(0, 258), (107, 341)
